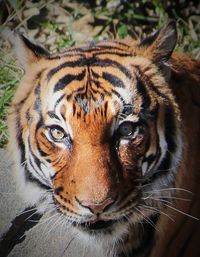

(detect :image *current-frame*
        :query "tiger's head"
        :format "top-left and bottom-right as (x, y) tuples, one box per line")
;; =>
(8, 21), (183, 249)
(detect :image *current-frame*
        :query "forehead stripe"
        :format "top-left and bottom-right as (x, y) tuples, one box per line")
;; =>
(54, 70), (86, 92)
(93, 51), (132, 57)
(102, 72), (126, 88)
(47, 58), (132, 81)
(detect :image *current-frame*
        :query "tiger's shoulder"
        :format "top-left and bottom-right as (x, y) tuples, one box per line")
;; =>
(151, 52), (200, 257)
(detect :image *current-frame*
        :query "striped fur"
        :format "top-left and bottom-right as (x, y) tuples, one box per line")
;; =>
(7, 21), (200, 257)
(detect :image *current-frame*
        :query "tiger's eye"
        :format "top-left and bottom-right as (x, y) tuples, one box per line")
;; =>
(50, 127), (65, 141)
(118, 122), (135, 137)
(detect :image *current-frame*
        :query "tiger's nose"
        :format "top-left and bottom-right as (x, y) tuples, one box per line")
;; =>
(77, 197), (115, 214)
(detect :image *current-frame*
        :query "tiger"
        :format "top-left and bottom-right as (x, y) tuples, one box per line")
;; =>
(5, 21), (200, 257)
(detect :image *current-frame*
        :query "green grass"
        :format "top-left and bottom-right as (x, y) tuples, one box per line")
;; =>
(0, 49), (22, 147)
(0, 0), (200, 147)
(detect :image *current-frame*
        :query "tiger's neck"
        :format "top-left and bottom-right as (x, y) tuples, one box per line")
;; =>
(119, 214), (159, 257)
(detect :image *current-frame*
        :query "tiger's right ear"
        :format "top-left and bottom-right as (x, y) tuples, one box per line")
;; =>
(7, 31), (50, 70)
(139, 20), (177, 64)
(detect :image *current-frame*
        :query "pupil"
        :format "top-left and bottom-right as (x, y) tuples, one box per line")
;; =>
(57, 130), (62, 136)
(52, 128), (63, 139)
(121, 124), (133, 136)
(124, 127), (131, 134)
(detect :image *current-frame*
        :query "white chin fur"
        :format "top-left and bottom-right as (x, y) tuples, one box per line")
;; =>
(73, 221), (130, 257)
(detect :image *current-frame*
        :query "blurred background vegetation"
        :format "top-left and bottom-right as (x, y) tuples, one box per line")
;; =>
(0, 0), (200, 147)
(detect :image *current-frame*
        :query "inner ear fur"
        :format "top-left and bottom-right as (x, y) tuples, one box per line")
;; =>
(12, 32), (50, 70)
(139, 20), (177, 64)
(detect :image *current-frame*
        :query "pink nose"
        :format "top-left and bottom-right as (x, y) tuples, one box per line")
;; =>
(78, 197), (115, 214)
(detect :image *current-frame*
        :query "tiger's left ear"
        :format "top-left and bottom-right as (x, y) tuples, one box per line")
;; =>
(9, 31), (50, 70)
(139, 20), (177, 64)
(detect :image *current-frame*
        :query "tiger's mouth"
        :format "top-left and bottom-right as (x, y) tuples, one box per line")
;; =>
(78, 219), (117, 231)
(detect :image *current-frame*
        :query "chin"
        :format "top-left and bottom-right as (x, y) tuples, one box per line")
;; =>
(73, 221), (129, 257)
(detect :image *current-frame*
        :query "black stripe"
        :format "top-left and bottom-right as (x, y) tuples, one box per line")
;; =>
(136, 78), (151, 110)
(34, 83), (41, 112)
(0, 207), (42, 257)
(154, 106), (177, 173)
(128, 214), (159, 257)
(35, 117), (44, 135)
(104, 101), (108, 118)
(47, 58), (132, 81)
(15, 111), (49, 189)
(16, 115), (26, 165)
(61, 53), (85, 58)
(134, 65), (169, 100)
(66, 86), (85, 101)
(95, 58), (133, 79)
(20, 34), (50, 58)
(27, 138), (50, 186)
(146, 104), (161, 173)
(72, 103), (76, 116)
(157, 151), (171, 172)
(28, 157), (42, 181)
(53, 70), (86, 92)
(164, 105), (176, 153)
(96, 41), (130, 48)
(102, 72), (125, 88)
(28, 138), (41, 171)
(55, 95), (65, 107)
(25, 109), (31, 121)
(147, 80), (169, 100)
(143, 154), (157, 168)
(156, 105), (177, 172)
(27, 159), (50, 189)
(153, 119), (162, 171)
(93, 51), (132, 57)
(47, 111), (60, 120)
(91, 70), (113, 94)
(47, 59), (85, 80)
(111, 89), (125, 104)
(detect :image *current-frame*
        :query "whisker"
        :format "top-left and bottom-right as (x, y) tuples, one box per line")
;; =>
(152, 198), (199, 220)
(142, 194), (192, 202)
(24, 210), (41, 222)
(134, 206), (158, 231)
(148, 196), (192, 201)
(18, 207), (38, 215)
(140, 204), (175, 222)
(61, 234), (77, 257)
(42, 213), (62, 240)
(36, 209), (59, 225)
(143, 187), (193, 194)
(46, 214), (64, 237)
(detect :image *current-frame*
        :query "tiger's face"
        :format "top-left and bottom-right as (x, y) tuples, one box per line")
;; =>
(8, 21), (182, 247)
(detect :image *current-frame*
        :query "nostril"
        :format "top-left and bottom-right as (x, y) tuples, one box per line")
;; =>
(77, 197), (115, 214)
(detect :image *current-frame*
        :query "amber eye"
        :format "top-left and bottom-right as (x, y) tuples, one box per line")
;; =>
(118, 121), (137, 138)
(49, 126), (66, 141)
